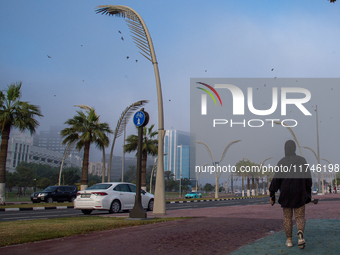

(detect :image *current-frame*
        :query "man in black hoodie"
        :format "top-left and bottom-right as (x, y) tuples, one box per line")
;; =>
(269, 140), (312, 249)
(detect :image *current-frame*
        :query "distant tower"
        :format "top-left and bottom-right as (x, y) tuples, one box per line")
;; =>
(164, 129), (190, 180)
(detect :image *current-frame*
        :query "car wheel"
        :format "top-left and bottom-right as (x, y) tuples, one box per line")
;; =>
(147, 199), (154, 211)
(109, 200), (121, 213)
(69, 196), (76, 202)
(81, 209), (93, 215)
(47, 197), (53, 203)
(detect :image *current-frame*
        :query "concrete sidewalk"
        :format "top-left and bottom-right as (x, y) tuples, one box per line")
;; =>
(1, 194), (339, 254)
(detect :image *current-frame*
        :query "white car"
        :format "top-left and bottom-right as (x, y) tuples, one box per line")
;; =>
(74, 182), (154, 215)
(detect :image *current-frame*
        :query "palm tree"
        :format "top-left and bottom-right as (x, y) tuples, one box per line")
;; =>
(124, 124), (158, 189)
(0, 82), (43, 204)
(61, 109), (112, 190)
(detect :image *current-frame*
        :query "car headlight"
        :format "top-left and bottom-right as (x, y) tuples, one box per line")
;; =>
(38, 193), (48, 197)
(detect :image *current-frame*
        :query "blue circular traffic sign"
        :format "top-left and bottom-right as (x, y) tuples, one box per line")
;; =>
(133, 111), (146, 127)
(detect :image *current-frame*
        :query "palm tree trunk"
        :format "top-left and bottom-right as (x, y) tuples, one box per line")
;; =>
(242, 176), (244, 197)
(81, 141), (90, 190)
(141, 151), (147, 190)
(0, 124), (10, 204)
(251, 176), (255, 196)
(267, 175), (271, 195)
(247, 177), (250, 196)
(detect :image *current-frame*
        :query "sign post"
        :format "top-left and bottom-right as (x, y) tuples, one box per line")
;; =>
(130, 108), (149, 218)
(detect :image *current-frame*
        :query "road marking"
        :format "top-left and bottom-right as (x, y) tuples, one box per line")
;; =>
(3, 216), (30, 220)
(4, 208), (19, 211)
(33, 207), (45, 210)
(56, 206), (68, 209)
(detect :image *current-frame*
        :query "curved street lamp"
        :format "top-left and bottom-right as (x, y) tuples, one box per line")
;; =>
(96, 5), (165, 214)
(58, 142), (74, 186)
(271, 120), (303, 156)
(195, 140), (241, 198)
(108, 100), (148, 182)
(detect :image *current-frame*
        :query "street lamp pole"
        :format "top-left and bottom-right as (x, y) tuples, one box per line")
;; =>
(303, 146), (324, 195)
(58, 142), (72, 186)
(315, 105), (324, 195)
(196, 164), (208, 192)
(259, 157), (272, 195)
(322, 158), (335, 193)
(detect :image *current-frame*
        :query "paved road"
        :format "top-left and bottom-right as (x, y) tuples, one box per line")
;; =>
(0, 196), (270, 222)
(3, 196), (338, 222)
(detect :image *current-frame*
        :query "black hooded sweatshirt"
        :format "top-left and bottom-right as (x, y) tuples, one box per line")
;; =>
(269, 140), (312, 208)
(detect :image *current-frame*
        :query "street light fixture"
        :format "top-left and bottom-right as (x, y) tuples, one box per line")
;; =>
(96, 5), (165, 215)
(271, 121), (303, 156)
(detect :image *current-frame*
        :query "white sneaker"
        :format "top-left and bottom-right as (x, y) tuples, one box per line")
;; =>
(286, 239), (293, 247)
(297, 231), (305, 249)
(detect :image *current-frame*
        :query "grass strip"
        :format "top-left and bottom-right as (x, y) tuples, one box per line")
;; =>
(0, 216), (188, 247)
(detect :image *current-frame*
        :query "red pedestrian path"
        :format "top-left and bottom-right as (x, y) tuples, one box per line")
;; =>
(1, 194), (339, 254)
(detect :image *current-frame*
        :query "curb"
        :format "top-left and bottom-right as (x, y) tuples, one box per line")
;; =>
(0, 206), (74, 212)
(0, 196), (259, 212)
(166, 196), (257, 204)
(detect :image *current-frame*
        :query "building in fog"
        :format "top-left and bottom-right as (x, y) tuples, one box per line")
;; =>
(103, 155), (154, 182)
(5, 131), (82, 172)
(89, 161), (108, 177)
(33, 126), (82, 158)
(164, 129), (190, 180)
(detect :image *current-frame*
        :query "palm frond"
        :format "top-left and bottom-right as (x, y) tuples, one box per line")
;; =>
(194, 141), (214, 162)
(114, 100), (148, 139)
(219, 140), (241, 163)
(302, 146), (319, 161)
(95, 5), (153, 62)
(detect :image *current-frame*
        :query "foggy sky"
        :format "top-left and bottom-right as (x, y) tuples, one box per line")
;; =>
(1, 0), (339, 170)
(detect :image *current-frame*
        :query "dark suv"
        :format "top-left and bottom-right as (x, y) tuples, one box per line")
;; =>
(31, 185), (78, 203)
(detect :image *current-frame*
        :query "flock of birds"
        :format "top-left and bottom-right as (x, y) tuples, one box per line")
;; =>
(118, 30), (138, 62)
(45, 40), (335, 113)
